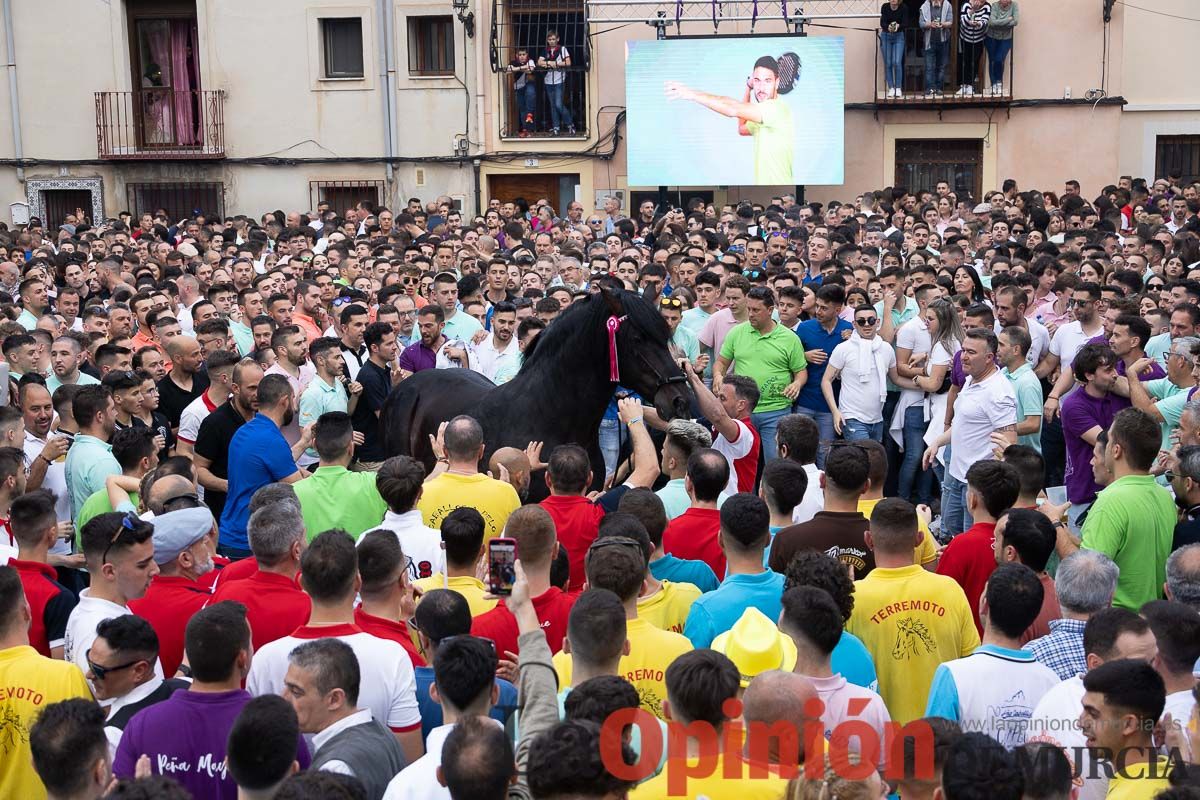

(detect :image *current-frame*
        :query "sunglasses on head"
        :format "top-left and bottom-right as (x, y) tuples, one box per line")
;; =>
(659, 297), (683, 308)
(102, 511), (139, 565)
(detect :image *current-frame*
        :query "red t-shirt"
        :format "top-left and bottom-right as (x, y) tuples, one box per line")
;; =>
(129, 575), (213, 677)
(471, 586), (577, 657)
(353, 607), (427, 667)
(935, 521), (997, 635)
(540, 495), (606, 592)
(209, 569), (312, 650)
(200, 554), (258, 591)
(1021, 571), (1061, 645)
(10, 558), (75, 657)
(662, 507), (725, 579)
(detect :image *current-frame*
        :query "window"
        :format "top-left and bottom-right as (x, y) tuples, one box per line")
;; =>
(1156, 136), (1200, 184)
(126, 182), (225, 222)
(321, 18), (365, 79)
(309, 181), (385, 214)
(895, 139), (983, 199)
(408, 16), (454, 75)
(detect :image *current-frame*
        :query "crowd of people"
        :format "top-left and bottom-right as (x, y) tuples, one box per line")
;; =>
(1, 171), (1200, 800)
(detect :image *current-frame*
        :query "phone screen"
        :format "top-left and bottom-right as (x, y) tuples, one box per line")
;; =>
(488, 539), (517, 596)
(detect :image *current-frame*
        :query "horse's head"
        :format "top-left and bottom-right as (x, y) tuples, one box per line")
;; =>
(601, 286), (692, 421)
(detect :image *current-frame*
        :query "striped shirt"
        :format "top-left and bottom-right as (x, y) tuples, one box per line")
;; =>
(960, 2), (991, 42)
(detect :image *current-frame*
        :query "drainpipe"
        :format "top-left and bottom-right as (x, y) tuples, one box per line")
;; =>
(377, 0), (395, 190)
(473, 158), (481, 216)
(2, 0), (24, 184)
(382, 0), (400, 190)
(474, 0), (487, 158)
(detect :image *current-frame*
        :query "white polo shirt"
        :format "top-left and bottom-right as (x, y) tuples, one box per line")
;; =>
(64, 590), (164, 692)
(24, 430), (73, 554)
(361, 509), (446, 582)
(246, 623), (421, 734)
(469, 335), (518, 383)
(947, 367), (1017, 482)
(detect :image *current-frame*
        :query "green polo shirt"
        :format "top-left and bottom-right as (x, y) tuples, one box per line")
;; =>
(298, 376), (348, 460)
(292, 465), (388, 541)
(1080, 474), (1176, 610)
(64, 434), (121, 524)
(75, 489), (140, 548)
(719, 321), (807, 413)
(229, 319), (254, 356)
(671, 324), (699, 363)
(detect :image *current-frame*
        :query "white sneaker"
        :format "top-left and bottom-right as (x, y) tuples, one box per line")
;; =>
(955, 86), (967, 97)
(925, 90), (935, 98)
(967, 85), (976, 96)
(994, 83), (1004, 95)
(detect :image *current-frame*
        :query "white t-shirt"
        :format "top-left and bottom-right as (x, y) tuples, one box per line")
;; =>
(362, 510), (446, 582)
(710, 419), (754, 497)
(247, 625), (421, 733)
(1028, 676), (1109, 800)
(1049, 320), (1102, 369)
(895, 317), (932, 403)
(828, 340), (896, 424)
(177, 392), (220, 445)
(996, 318), (1051, 368)
(948, 368), (1017, 482)
(24, 430), (72, 554)
(791, 463), (825, 524)
(64, 590), (164, 690)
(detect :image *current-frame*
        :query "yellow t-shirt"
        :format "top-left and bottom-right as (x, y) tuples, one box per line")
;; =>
(553, 617), (693, 721)
(1105, 756), (1172, 800)
(413, 574), (498, 617)
(846, 564), (980, 725)
(0, 645), (92, 800)
(857, 499), (939, 567)
(638, 581), (702, 634)
(416, 472), (521, 541)
(630, 752), (791, 800)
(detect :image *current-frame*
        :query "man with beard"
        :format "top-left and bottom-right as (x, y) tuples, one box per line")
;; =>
(157, 335), (209, 431)
(128, 507), (219, 678)
(399, 305), (469, 374)
(21, 382), (76, 568)
(193, 361), (264, 529)
(470, 301), (518, 382)
(219, 374), (307, 559)
(266, 325), (316, 451)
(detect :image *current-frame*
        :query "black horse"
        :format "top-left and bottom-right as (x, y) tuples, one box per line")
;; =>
(380, 286), (693, 491)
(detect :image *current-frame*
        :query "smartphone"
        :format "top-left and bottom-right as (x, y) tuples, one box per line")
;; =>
(488, 538), (517, 596)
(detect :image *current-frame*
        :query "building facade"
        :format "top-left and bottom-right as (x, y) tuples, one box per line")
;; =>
(0, 0), (1195, 228)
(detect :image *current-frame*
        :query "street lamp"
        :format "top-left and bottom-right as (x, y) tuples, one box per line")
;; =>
(451, 0), (475, 38)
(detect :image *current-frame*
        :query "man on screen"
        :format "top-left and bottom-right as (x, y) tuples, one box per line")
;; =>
(664, 52), (798, 184)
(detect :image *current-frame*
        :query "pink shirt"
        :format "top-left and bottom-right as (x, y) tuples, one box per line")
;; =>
(698, 308), (742, 361)
(264, 362), (315, 447)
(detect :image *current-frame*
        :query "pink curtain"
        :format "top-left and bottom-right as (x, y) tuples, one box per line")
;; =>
(169, 21), (198, 145)
(141, 22), (173, 143)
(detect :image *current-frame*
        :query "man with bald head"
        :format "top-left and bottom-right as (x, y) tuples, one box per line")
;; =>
(742, 669), (819, 768)
(488, 446), (533, 502)
(157, 335), (209, 430)
(416, 414), (520, 540)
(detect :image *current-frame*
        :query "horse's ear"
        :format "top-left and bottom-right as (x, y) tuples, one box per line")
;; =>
(599, 284), (624, 317)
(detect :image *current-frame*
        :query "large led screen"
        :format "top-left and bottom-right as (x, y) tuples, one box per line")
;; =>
(626, 36), (845, 186)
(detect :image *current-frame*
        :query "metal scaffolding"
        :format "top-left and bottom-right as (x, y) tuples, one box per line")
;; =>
(585, 0), (878, 26)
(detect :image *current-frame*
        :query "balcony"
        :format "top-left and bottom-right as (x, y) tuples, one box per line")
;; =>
(95, 90), (225, 160)
(868, 28), (1013, 110)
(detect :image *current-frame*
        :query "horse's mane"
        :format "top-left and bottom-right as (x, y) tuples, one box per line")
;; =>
(520, 288), (671, 368)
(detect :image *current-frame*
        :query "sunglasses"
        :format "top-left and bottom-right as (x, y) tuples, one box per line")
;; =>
(856, 317), (878, 326)
(659, 297), (683, 308)
(102, 511), (139, 565)
(332, 296), (353, 307)
(1069, 298), (1093, 307)
(85, 649), (143, 681)
(588, 219), (602, 225)
(742, 270), (764, 279)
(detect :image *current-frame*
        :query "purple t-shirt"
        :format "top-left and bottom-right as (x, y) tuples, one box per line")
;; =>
(1116, 358), (1167, 380)
(1060, 388), (1130, 505)
(398, 341), (437, 373)
(114, 689), (311, 799)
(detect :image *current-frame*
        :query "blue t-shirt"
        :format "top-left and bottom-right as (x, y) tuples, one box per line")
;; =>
(219, 414), (298, 550)
(603, 387), (641, 421)
(683, 570), (786, 648)
(794, 318), (853, 412)
(831, 630), (879, 692)
(415, 666), (517, 741)
(649, 554), (720, 593)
